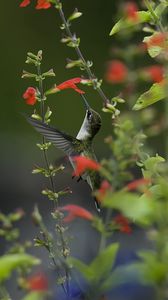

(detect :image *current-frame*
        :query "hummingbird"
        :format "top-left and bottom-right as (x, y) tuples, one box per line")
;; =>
(26, 95), (102, 211)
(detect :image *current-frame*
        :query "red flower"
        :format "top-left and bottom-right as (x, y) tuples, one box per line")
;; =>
(114, 214), (132, 234)
(105, 60), (128, 83)
(53, 78), (85, 94)
(126, 178), (151, 191)
(23, 87), (37, 105)
(27, 273), (48, 291)
(146, 33), (166, 48)
(20, 0), (51, 9)
(144, 65), (164, 83)
(72, 156), (100, 177)
(58, 205), (94, 222)
(20, 0), (30, 7)
(97, 180), (111, 202)
(125, 2), (139, 22)
(36, 0), (51, 9)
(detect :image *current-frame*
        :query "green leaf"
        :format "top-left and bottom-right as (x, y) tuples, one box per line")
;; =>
(69, 243), (119, 284)
(103, 191), (154, 224)
(89, 243), (119, 283)
(68, 258), (95, 282)
(133, 82), (166, 110)
(110, 11), (151, 35)
(0, 254), (40, 282)
(22, 292), (46, 300)
(154, 3), (168, 18)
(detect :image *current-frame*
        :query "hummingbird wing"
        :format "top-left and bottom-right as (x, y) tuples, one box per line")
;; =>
(26, 116), (82, 156)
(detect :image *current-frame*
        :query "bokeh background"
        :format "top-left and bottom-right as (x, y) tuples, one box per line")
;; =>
(0, 1), (166, 299)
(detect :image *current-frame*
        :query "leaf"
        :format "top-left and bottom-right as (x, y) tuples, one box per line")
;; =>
(89, 243), (119, 283)
(22, 292), (46, 300)
(133, 82), (166, 110)
(154, 3), (168, 18)
(0, 254), (40, 282)
(68, 243), (119, 284)
(103, 191), (154, 225)
(68, 258), (95, 282)
(110, 11), (151, 35)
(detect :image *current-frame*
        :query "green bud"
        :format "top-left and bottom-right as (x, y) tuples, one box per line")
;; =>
(68, 9), (82, 22)
(21, 70), (37, 79)
(42, 69), (56, 77)
(32, 205), (42, 225)
(66, 58), (84, 69)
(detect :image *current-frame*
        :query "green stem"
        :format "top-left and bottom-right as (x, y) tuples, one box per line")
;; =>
(36, 59), (70, 296)
(37, 62), (57, 206)
(99, 208), (112, 253)
(57, 4), (109, 106)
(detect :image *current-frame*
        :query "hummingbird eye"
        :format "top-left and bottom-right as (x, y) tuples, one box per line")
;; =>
(87, 111), (92, 121)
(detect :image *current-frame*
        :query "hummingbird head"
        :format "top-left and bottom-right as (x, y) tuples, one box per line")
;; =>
(77, 95), (102, 141)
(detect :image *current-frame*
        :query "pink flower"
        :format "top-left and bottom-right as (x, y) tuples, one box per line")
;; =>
(27, 273), (48, 291)
(146, 33), (166, 48)
(53, 78), (85, 94)
(72, 156), (100, 177)
(58, 205), (94, 222)
(114, 214), (132, 234)
(20, 0), (51, 9)
(22, 87), (37, 105)
(105, 60), (128, 83)
(144, 65), (164, 83)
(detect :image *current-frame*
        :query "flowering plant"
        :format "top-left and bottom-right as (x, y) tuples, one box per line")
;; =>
(1, 1), (168, 300)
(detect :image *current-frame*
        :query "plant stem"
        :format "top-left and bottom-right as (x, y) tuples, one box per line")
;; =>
(37, 63), (57, 206)
(36, 60), (70, 296)
(99, 208), (112, 253)
(56, 3), (109, 106)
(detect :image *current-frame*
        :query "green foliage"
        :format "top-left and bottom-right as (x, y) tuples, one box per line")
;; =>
(133, 82), (167, 110)
(102, 119), (145, 188)
(22, 292), (46, 300)
(110, 11), (151, 36)
(103, 191), (154, 225)
(69, 243), (119, 291)
(0, 254), (40, 282)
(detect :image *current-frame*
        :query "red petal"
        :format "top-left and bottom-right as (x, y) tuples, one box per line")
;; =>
(28, 273), (48, 291)
(20, 0), (31, 7)
(36, 0), (51, 9)
(73, 156), (100, 176)
(59, 205), (94, 222)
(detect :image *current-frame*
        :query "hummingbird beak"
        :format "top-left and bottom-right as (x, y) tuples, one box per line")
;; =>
(81, 94), (90, 111)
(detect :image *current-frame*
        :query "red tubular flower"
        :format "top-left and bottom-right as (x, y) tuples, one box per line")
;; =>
(20, 0), (51, 9)
(114, 214), (132, 234)
(105, 60), (128, 83)
(97, 180), (111, 202)
(53, 77), (85, 94)
(125, 2), (139, 22)
(27, 273), (48, 291)
(20, 0), (30, 7)
(147, 33), (166, 48)
(72, 156), (100, 177)
(126, 178), (151, 191)
(59, 205), (94, 222)
(144, 65), (164, 83)
(36, 0), (51, 9)
(23, 87), (37, 105)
